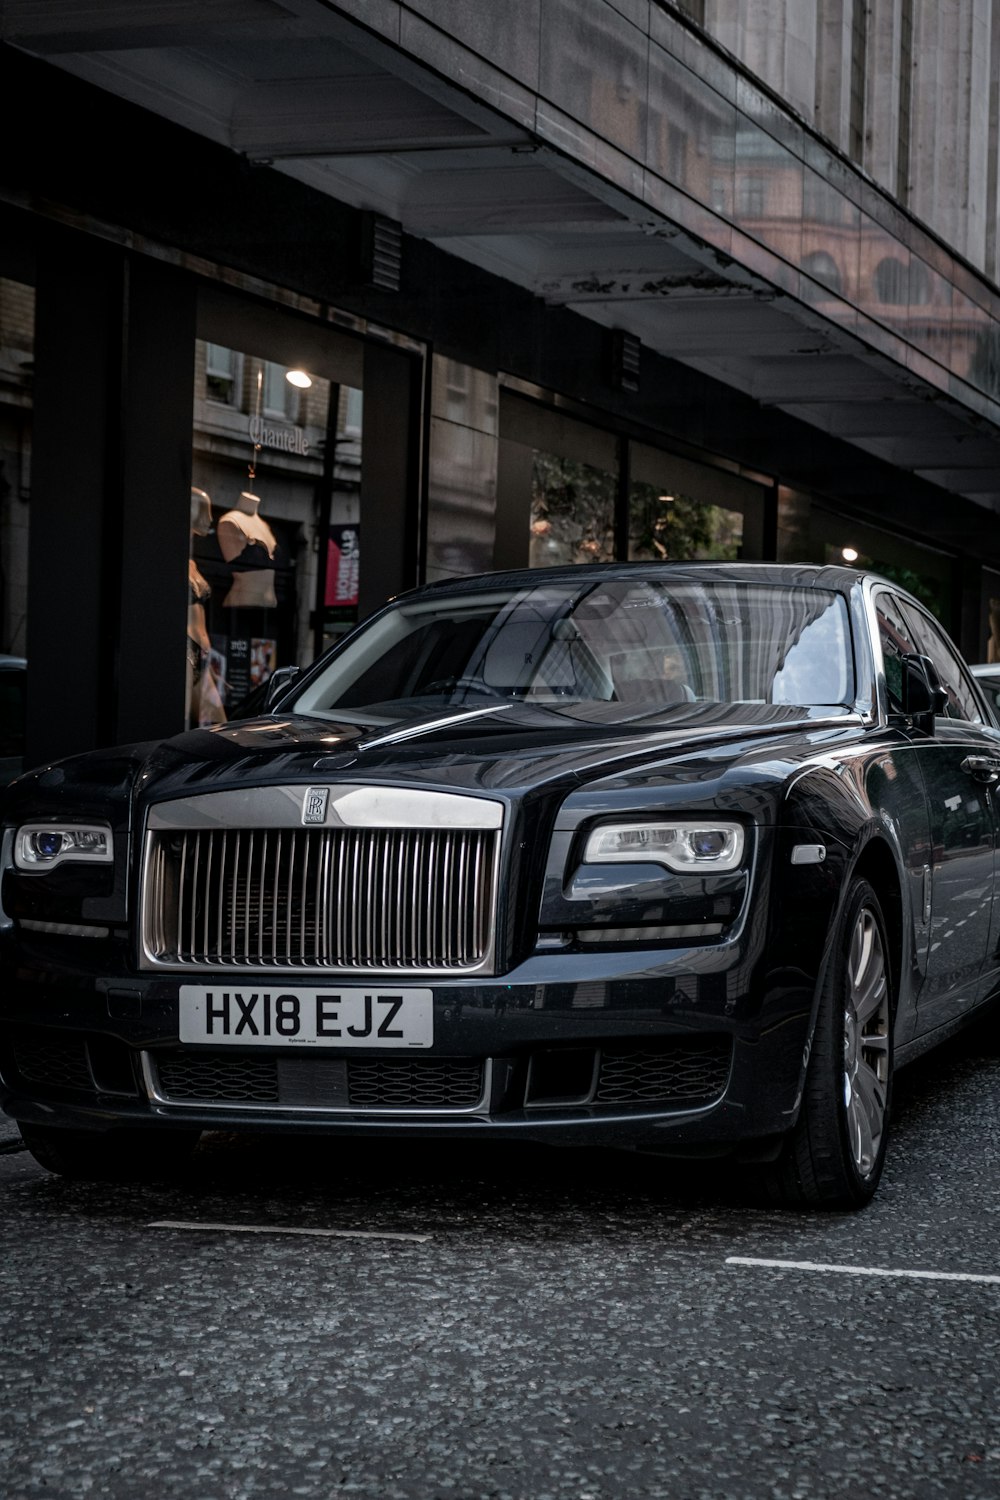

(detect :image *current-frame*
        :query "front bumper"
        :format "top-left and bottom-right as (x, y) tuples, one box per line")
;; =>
(0, 935), (816, 1153)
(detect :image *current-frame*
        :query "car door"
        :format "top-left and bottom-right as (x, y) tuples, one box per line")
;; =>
(886, 594), (1000, 1029)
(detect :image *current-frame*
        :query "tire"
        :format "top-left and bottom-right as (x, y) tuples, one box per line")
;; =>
(19, 1123), (201, 1182)
(766, 877), (894, 1209)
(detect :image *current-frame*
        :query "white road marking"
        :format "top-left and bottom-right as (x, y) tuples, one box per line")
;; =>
(726, 1255), (1000, 1285)
(149, 1219), (430, 1244)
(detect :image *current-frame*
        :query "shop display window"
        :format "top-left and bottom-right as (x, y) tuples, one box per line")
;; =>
(628, 484), (742, 562)
(530, 452), (616, 566)
(188, 336), (362, 730)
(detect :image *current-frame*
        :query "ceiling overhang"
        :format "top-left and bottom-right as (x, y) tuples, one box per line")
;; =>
(5, 0), (1000, 515)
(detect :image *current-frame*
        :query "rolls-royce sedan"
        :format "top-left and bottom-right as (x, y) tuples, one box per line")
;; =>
(3, 562), (999, 1208)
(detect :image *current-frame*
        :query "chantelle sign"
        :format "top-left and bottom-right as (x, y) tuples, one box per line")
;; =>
(249, 416), (309, 456)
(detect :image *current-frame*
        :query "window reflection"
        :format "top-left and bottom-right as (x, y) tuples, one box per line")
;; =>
(530, 453), (616, 567)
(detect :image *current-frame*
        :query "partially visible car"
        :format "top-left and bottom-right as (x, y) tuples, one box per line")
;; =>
(3, 564), (1000, 1210)
(0, 654), (26, 789)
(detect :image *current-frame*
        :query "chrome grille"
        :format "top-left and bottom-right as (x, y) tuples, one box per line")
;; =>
(142, 824), (500, 972)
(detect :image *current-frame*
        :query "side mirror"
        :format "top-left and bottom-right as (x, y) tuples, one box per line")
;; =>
(900, 653), (948, 733)
(265, 664), (300, 710)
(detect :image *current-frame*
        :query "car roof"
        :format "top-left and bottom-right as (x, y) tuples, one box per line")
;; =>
(392, 560), (868, 600)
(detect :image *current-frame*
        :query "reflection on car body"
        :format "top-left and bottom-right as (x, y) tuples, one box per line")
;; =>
(3, 563), (1000, 1209)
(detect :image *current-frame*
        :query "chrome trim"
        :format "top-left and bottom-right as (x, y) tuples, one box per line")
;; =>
(576, 923), (724, 942)
(147, 784), (504, 831)
(19, 919), (110, 938)
(139, 786), (505, 976)
(359, 705), (512, 750)
(141, 1052), (493, 1117)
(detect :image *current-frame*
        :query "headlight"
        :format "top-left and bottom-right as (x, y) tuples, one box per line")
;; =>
(14, 824), (113, 871)
(583, 820), (745, 873)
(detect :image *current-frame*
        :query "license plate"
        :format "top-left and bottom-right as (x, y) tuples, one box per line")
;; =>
(178, 985), (433, 1048)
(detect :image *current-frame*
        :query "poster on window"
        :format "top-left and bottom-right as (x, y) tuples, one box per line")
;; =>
(251, 638), (278, 687)
(326, 525), (360, 608)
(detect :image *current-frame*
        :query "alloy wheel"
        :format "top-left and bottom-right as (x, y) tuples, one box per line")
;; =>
(842, 906), (891, 1178)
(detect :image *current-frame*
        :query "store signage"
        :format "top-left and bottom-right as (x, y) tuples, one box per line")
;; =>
(326, 525), (360, 608)
(249, 415), (309, 456)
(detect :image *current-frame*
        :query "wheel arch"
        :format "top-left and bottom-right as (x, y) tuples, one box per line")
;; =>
(849, 835), (904, 1019)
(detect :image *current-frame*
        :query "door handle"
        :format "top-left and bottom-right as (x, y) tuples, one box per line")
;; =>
(961, 754), (1000, 784)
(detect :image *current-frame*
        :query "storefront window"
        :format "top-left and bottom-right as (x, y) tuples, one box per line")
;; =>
(188, 335), (362, 729)
(778, 490), (953, 623)
(0, 276), (31, 779)
(0, 277), (32, 660)
(628, 484), (742, 561)
(530, 453), (616, 566)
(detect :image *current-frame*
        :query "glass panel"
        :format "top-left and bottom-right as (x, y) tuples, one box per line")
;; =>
(0, 276), (32, 784)
(898, 602), (983, 723)
(293, 577), (855, 722)
(204, 342), (241, 406)
(778, 493), (953, 623)
(530, 452), (616, 567)
(874, 590), (918, 712)
(262, 360), (300, 420)
(0, 277), (32, 663)
(189, 340), (362, 729)
(628, 484), (742, 561)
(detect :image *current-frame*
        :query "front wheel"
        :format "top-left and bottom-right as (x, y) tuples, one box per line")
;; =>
(765, 878), (894, 1209)
(19, 1123), (201, 1182)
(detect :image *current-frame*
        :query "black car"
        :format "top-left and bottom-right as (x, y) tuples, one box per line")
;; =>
(2, 562), (999, 1208)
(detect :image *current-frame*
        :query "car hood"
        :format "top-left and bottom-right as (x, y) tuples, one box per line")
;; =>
(126, 698), (861, 802)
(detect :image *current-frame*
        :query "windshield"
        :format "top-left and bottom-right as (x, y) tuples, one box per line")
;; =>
(291, 578), (855, 723)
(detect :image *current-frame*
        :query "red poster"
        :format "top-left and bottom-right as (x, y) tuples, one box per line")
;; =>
(326, 525), (360, 607)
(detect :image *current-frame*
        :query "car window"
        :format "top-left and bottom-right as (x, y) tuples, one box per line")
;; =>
(973, 669), (1000, 717)
(293, 579), (855, 721)
(874, 592), (918, 713)
(897, 601), (983, 724)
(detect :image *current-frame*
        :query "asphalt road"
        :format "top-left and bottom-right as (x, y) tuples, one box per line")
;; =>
(3, 1018), (1000, 1500)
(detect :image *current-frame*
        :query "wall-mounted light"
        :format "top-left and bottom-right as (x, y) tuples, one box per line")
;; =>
(842, 546), (859, 563)
(286, 369), (312, 389)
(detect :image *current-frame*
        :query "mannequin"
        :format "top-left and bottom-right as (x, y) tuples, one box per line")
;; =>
(217, 490), (279, 609)
(188, 487), (212, 656)
(187, 486), (226, 728)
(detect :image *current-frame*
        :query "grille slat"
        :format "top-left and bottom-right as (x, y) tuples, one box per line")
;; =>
(145, 824), (499, 972)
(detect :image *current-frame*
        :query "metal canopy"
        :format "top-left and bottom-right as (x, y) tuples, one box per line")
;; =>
(6, 0), (1000, 517)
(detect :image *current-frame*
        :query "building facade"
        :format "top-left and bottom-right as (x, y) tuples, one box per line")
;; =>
(2, 1), (1000, 766)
